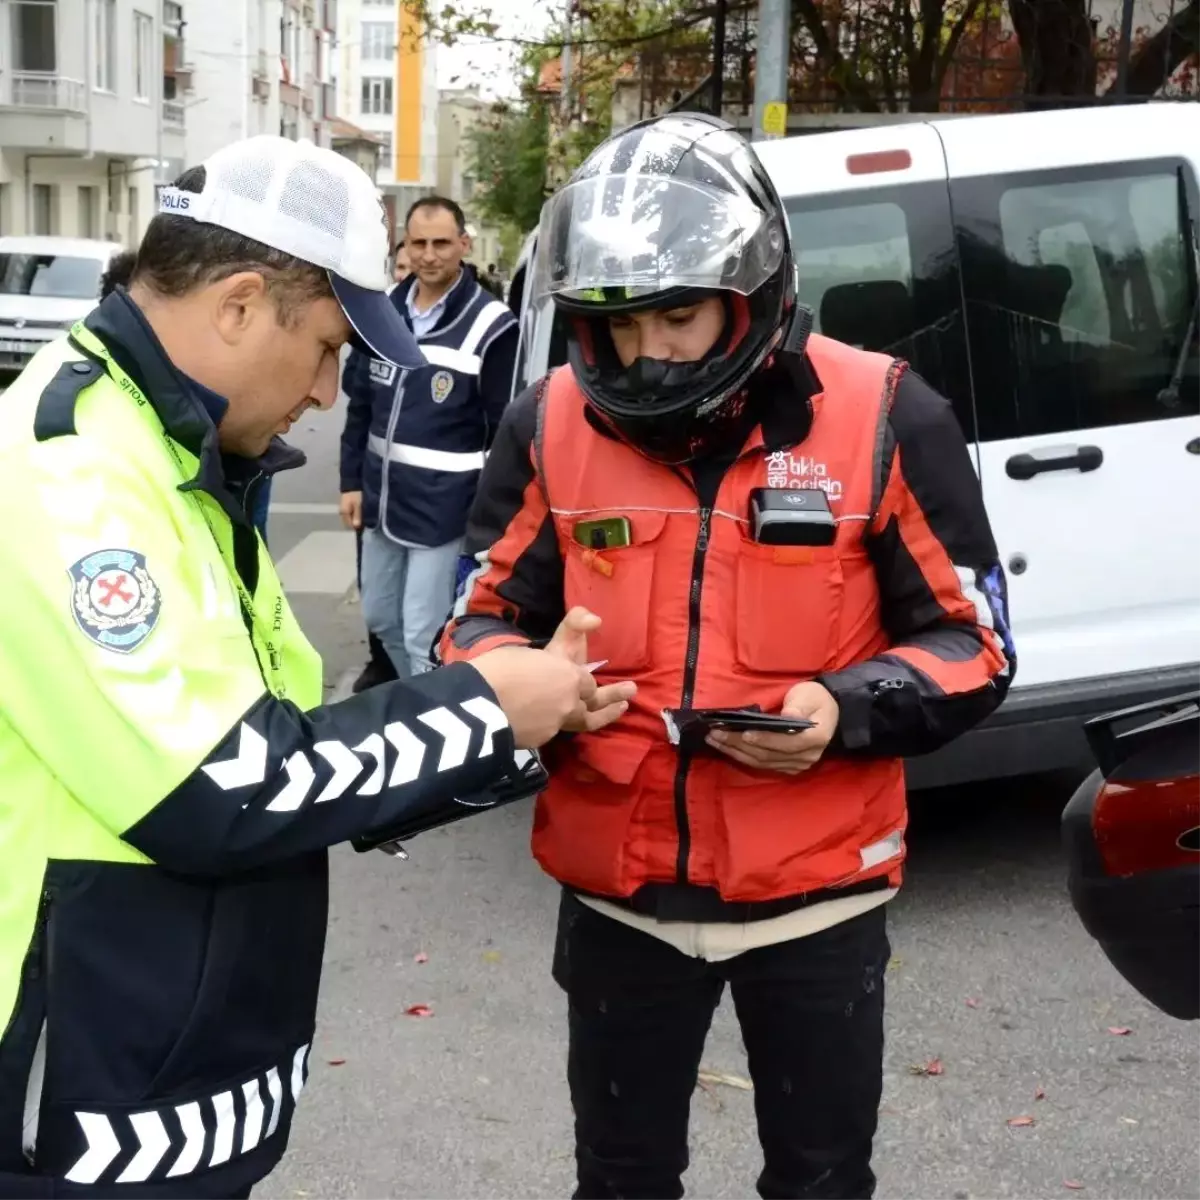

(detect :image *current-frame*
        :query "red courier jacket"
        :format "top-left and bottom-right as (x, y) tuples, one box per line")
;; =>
(439, 336), (1014, 914)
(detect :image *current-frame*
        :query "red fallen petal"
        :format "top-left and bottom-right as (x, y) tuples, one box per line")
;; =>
(1064, 1181), (1084, 1190)
(1007, 1115), (1036, 1127)
(1035, 1086), (1047, 1101)
(327, 1058), (347, 1066)
(965, 997), (980, 1009)
(414, 951), (429, 964)
(925, 1058), (944, 1076)
(405, 1004), (434, 1017)
(1107, 1026), (1133, 1036)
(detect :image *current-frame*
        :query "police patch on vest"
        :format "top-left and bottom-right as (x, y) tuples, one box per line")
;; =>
(69, 549), (161, 654)
(431, 370), (454, 403)
(369, 358), (398, 387)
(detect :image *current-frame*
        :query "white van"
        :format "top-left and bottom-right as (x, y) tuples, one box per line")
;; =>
(506, 104), (1200, 789)
(0, 237), (125, 381)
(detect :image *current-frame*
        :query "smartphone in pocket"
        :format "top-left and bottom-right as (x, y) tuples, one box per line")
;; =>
(573, 517), (633, 550)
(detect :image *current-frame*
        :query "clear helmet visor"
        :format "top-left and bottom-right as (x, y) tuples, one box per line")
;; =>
(532, 174), (786, 304)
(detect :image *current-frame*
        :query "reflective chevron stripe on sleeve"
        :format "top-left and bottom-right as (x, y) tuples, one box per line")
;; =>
(200, 698), (508, 810)
(61, 1044), (311, 1186)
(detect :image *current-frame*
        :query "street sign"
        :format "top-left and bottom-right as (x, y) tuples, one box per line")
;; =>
(761, 101), (788, 138)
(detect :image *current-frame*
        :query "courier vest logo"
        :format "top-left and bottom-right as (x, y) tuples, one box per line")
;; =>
(765, 449), (843, 501)
(529, 334), (909, 904)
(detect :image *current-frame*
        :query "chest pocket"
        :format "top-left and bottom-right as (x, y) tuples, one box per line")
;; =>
(560, 510), (668, 673)
(733, 534), (849, 676)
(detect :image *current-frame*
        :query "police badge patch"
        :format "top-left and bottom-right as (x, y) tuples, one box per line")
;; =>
(431, 370), (454, 403)
(69, 549), (162, 654)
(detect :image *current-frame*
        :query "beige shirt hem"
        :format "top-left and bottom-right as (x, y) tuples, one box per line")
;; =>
(576, 888), (898, 962)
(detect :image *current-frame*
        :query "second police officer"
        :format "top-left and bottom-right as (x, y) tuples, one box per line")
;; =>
(441, 114), (1016, 1200)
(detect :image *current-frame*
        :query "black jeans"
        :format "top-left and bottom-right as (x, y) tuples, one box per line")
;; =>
(552, 892), (890, 1200)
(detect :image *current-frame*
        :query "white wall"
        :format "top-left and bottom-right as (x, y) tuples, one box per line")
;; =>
(0, 154), (155, 243)
(185, 0), (282, 165)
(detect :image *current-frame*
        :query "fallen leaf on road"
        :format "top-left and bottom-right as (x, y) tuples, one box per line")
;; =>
(909, 1058), (944, 1076)
(414, 951), (429, 964)
(1063, 1181), (1084, 1190)
(405, 1004), (434, 1017)
(965, 997), (980, 1009)
(887, 956), (903, 971)
(482, 950), (502, 964)
(1034, 1086), (1047, 1101)
(697, 1068), (752, 1091)
(326, 1058), (346, 1066)
(1007, 1115), (1036, 1128)
(1107, 1026), (1132, 1036)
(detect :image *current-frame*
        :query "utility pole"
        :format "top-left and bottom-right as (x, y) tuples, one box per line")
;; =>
(561, 0), (573, 121)
(1113, 0), (1136, 97)
(751, 0), (789, 140)
(711, 0), (727, 117)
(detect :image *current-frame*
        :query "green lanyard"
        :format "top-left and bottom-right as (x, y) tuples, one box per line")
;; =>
(69, 321), (287, 697)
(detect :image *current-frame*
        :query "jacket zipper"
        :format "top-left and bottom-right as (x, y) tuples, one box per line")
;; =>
(378, 368), (408, 541)
(672, 505), (712, 882)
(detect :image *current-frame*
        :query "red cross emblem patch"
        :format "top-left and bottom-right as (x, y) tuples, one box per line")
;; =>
(68, 549), (162, 653)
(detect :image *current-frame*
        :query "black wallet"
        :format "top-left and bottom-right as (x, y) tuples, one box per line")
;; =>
(661, 707), (815, 752)
(351, 749), (550, 858)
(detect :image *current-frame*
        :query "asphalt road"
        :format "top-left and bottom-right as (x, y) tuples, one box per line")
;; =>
(265, 404), (1199, 1200)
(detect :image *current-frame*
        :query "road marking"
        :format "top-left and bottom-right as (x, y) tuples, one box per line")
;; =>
(274, 530), (357, 595)
(269, 502), (343, 516)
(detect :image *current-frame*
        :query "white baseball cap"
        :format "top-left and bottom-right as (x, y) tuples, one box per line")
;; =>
(157, 135), (423, 368)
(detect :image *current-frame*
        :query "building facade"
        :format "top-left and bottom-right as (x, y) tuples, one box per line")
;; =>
(0, 0), (189, 242)
(336, 0), (436, 235)
(183, 0), (338, 169)
(436, 85), (503, 269)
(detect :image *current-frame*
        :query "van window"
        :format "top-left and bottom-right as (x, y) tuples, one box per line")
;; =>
(792, 202), (913, 349)
(952, 162), (1199, 442)
(784, 183), (972, 437)
(0, 253), (104, 300)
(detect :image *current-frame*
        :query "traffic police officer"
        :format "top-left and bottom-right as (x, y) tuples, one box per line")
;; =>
(441, 114), (1016, 1199)
(0, 135), (615, 1199)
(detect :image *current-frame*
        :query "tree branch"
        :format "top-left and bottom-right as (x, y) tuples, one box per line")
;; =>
(1105, 0), (1199, 95)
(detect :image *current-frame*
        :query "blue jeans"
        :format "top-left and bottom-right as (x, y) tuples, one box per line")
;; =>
(359, 528), (462, 677)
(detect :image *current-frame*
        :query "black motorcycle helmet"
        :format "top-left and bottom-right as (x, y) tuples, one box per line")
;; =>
(1062, 691), (1199, 1021)
(532, 113), (797, 464)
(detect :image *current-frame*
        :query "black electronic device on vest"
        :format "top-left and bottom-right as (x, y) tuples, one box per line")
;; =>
(749, 487), (837, 546)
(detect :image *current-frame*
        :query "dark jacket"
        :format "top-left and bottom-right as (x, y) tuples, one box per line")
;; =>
(339, 268), (518, 547)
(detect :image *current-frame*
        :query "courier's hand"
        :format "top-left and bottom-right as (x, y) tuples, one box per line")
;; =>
(546, 607), (637, 734)
(706, 681), (839, 775)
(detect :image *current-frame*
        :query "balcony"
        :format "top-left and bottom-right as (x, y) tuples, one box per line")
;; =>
(0, 72), (88, 151)
(1, 72), (86, 111)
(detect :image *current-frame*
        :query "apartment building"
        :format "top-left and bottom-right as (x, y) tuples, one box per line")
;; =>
(0, 0), (188, 242)
(336, 0), (437, 233)
(437, 86), (503, 269)
(184, 0), (339, 168)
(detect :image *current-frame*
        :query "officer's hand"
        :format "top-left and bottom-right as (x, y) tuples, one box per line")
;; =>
(706, 681), (839, 775)
(471, 643), (609, 749)
(339, 490), (363, 531)
(546, 607), (637, 733)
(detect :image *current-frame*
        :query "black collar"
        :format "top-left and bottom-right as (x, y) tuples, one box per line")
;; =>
(580, 350), (820, 458)
(81, 292), (246, 524)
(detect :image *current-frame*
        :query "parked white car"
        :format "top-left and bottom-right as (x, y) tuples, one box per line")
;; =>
(0, 237), (125, 380)
(506, 103), (1200, 789)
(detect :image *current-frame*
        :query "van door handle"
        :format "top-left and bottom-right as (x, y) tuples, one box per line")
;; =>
(1005, 445), (1104, 481)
